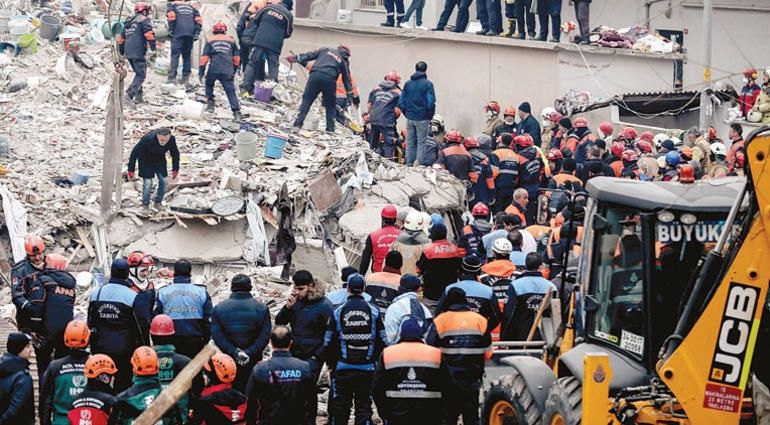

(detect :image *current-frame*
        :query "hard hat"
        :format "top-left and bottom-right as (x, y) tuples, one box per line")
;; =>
(636, 140), (652, 154)
(708, 127), (717, 140)
(485, 101), (501, 113)
(747, 110), (763, 123)
(445, 130), (463, 144)
(710, 142), (727, 156)
(404, 210), (425, 231)
(611, 141), (624, 158)
(541, 107), (556, 120)
(431, 114), (445, 128)
(514, 134), (533, 148)
(127, 251), (154, 268)
(337, 45), (351, 57)
(548, 111), (563, 122)
(639, 131), (654, 142)
(150, 314), (175, 336)
(64, 320), (90, 349)
(134, 2), (152, 13)
(681, 146), (693, 159)
(45, 253), (68, 271)
(620, 126), (638, 141)
(463, 136), (479, 149)
(204, 353), (237, 383)
(653, 133), (668, 148)
(621, 150), (638, 162)
(743, 67), (758, 80)
(598, 122), (614, 138)
(679, 164), (695, 183)
(665, 151), (681, 166)
(546, 148), (564, 161)
(131, 346), (159, 376)
(381, 205), (398, 219)
(573, 117), (588, 128)
(504, 106), (517, 116)
(471, 202), (490, 217)
(212, 21), (227, 34)
(384, 71), (401, 84)
(25, 235), (45, 256)
(84, 354), (118, 379)
(492, 238), (513, 255)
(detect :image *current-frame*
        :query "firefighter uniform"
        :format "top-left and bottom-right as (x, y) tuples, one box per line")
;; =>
(118, 14), (156, 101)
(199, 34), (241, 115)
(166, 0), (202, 83)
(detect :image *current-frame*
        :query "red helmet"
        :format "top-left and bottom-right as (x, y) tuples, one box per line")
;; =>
(46, 254), (68, 271)
(636, 140), (653, 154)
(384, 71), (401, 84)
(548, 111), (563, 122)
(546, 149), (564, 161)
(504, 106), (517, 116)
(620, 126), (638, 141)
(134, 2), (152, 13)
(25, 235), (45, 256)
(744, 68), (758, 80)
(514, 134), (533, 148)
(381, 205), (398, 219)
(212, 21), (227, 34)
(639, 131), (654, 142)
(484, 101), (500, 113)
(598, 122), (613, 137)
(573, 117), (589, 128)
(621, 149), (638, 162)
(150, 314), (175, 336)
(205, 353), (237, 384)
(611, 141), (625, 158)
(471, 202), (490, 217)
(463, 136), (479, 149)
(708, 126), (717, 140)
(445, 130), (463, 143)
(127, 251), (154, 268)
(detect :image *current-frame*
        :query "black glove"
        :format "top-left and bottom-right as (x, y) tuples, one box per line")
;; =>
(352, 95), (361, 107)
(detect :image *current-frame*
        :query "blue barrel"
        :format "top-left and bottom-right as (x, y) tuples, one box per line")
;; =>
(264, 133), (288, 159)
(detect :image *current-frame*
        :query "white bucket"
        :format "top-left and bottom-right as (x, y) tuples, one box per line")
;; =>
(181, 99), (204, 120)
(234, 131), (258, 162)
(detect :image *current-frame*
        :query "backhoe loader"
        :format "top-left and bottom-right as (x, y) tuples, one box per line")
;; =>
(481, 126), (770, 424)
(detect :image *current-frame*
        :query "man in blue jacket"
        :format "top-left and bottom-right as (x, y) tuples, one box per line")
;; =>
(199, 21), (241, 122)
(165, 0), (202, 86)
(0, 333), (34, 425)
(516, 102), (542, 147)
(240, 0), (293, 94)
(155, 259), (213, 359)
(211, 274), (272, 392)
(398, 61), (436, 166)
(367, 72), (402, 160)
(127, 128), (180, 212)
(118, 3), (156, 104)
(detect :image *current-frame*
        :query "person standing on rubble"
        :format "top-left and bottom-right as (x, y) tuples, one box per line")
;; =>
(199, 22), (242, 122)
(367, 71), (402, 160)
(360, 205), (401, 275)
(399, 61), (436, 166)
(211, 274), (272, 393)
(391, 211), (431, 275)
(417, 222), (466, 314)
(165, 0), (202, 86)
(384, 274), (432, 345)
(286, 46), (354, 133)
(127, 128), (180, 213)
(118, 3), (157, 105)
(240, 0), (293, 95)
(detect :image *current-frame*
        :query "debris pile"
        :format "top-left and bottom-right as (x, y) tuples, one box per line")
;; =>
(586, 25), (680, 53)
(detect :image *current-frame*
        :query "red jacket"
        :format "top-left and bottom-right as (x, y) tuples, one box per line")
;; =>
(360, 225), (401, 274)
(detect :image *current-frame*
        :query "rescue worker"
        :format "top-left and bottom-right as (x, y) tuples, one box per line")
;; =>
(380, 0), (405, 27)
(726, 123), (745, 170)
(459, 202), (493, 260)
(373, 318), (444, 425)
(466, 136), (496, 206)
(740, 68), (761, 118)
(149, 314), (200, 423)
(287, 46), (354, 133)
(636, 140), (659, 181)
(154, 259), (212, 359)
(189, 353), (246, 425)
(68, 354), (119, 425)
(235, 0), (266, 73)
(365, 252), (403, 314)
(12, 235), (48, 336)
(426, 288), (490, 425)
(274, 270), (333, 424)
(327, 267), (372, 308)
(0, 332), (34, 425)
(607, 141), (625, 176)
(127, 128), (180, 212)
(359, 205), (401, 275)
(211, 274), (272, 392)
(384, 274), (433, 345)
(240, 0), (293, 92)
(437, 255), (501, 335)
(335, 69), (361, 125)
(165, 0), (201, 86)
(391, 210), (430, 275)
(40, 320), (91, 425)
(111, 346), (183, 425)
(323, 274), (386, 425)
(416, 223), (465, 313)
(569, 117), (596, 164)
(621, 149), (640, 178)
(514, 133), (545, 222)
(494, 106), (517, 140)
(708, 142), (729, 178)
(436, 129), (472, 181)
(597, 121), (614, 142)
(118, 3), (156, 104)
(482, 102), (503, 136)
(480, 238), (517, 315)
(482, 213), (519, 260)
(516, 102), (541, 146)
(501, 252), (557, 341)
(367, 71), (402, 160)
(125, 251), (156, 325)
(88, 259), (151, 392)
(490, 133), (519, 211)
(505, 188), (529, 226)
(659, 151), (681, 182)
(199, 22), (242, 122)
(544, 111), (563, 151)
(245, 326), (314, 425)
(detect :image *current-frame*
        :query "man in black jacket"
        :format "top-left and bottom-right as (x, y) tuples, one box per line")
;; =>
(0, 333), (34, 425)
(211, 274), (272, 392)
(240, 0), (293, 94)
(245, 326), (314, 425)
(516, 102), (541, 147)
(287, 46), (354, 132)
(127, 128), (180, 212)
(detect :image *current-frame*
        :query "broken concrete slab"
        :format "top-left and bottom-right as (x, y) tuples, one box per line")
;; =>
(126, 219), (247, 263)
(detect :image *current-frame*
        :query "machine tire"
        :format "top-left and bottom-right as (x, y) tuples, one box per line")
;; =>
(542, 377), (582, 425)
(482, 368), (544, 425)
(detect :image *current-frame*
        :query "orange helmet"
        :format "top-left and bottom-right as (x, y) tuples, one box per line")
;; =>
(131, 346), (159, 376)
(546, 149), (563, 161)
(84, 354), (118, 379)
(204, 353), (237, 383)
(150, 314), (175, 336)
(45, 253), (68, 271)
(681, 146), (693, 159)
(636, 140), (653, 154)
(621, 149), (638, 162)
(503, 106), (516, 116)
(484, 101), (500, 113)
(25, 235), (45, 256)
(598, 122), (614, 137)
(64, 320), (91, 348)
(445, 130), (463, 143)
(384, 71), (401, 84)
(548, 111), (563, 122)
(611, 141), (625, 158)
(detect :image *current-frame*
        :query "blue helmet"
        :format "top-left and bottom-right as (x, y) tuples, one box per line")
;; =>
(665, 151), (681, 166)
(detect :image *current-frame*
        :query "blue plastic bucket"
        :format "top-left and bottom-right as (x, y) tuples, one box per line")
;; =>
(264, 133), (287, 159)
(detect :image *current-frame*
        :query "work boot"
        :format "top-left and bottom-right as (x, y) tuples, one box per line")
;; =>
(485, 30), (497, 36)
(165, 75), (176, 84)
(535, 33), (547, 41)
(180, 75), (190, 85)
(152, 202), (163, 212)
(502, 19), (516, 37)
(134, 92), (144, 104)
(380, 20), (395, 27)
(205, 99), (215, 113)
(233, 110), (242, 122)
(475, 29), (487, 35)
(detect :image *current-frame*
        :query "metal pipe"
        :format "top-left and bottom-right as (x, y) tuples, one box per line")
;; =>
(644, 0), (666, 29)
(699, 0), (713, 130)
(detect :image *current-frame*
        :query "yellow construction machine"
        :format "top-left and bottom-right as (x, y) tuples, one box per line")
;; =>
(482, 127), (770, 424)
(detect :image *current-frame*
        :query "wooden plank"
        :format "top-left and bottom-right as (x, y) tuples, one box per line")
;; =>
(66, 244), (82, 265)
(76, 227), (96, 258)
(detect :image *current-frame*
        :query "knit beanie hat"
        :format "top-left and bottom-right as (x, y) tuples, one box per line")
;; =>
(7, 332), (31, 355)
(518, 102), (531, 114)
(340, 266), (358, 285)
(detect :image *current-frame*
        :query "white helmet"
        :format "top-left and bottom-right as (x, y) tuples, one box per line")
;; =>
(653, 133), (668, 149)
(541, 107), (556, 121)
(431, 114), (445, 128)
(747, 110), (763, 123)
(492, 238), (513, 255)
(404, 210), (425, 231)
(710, 142), (727, 157)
